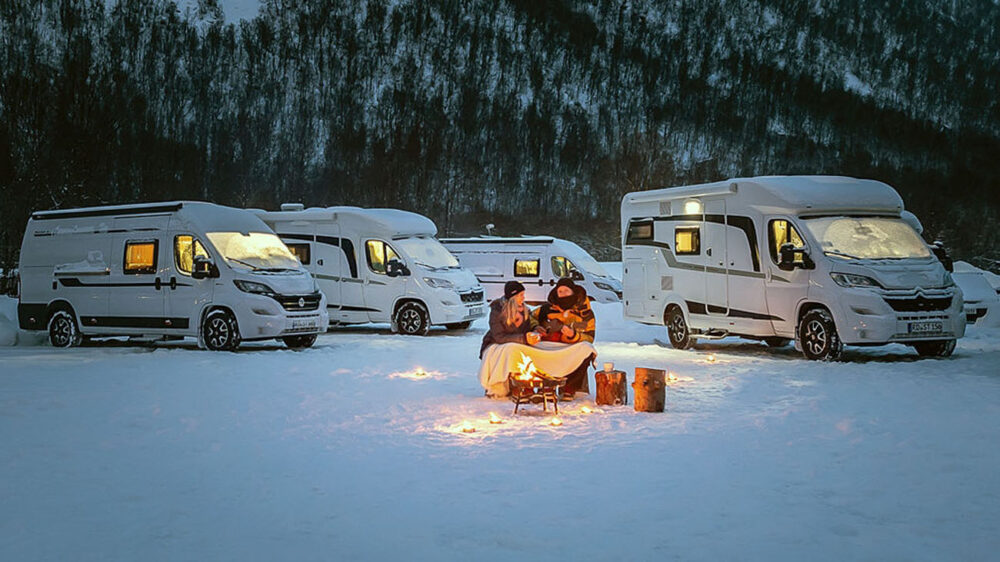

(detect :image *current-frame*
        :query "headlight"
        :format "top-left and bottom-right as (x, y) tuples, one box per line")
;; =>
(830, 273), (882, 289)
(234, 280), (276, 295)
(593, 281), (613, 291)
(423, 277), (455, 289)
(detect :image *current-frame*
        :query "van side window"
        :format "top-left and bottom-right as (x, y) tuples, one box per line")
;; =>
(551, 256), (577, 278)
(366, 240), (400, 275)
(768, 219), (806, 264)
(626, 220), (653, 244)
(174, 235), (209, 274)
(514, 259), (539, 277)
(674, 227), (700, 255)
(124, 240), (158, 274)
(285, 243), (311, 265)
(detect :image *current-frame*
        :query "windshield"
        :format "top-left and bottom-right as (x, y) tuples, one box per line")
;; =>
(206, 232), (302, 271)
(561, 241), (610, 276)
(802, 217), (932, 260)
(393, 237), (460, 269)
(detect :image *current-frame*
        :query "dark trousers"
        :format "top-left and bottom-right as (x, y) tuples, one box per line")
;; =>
(563, 354), (594, 394)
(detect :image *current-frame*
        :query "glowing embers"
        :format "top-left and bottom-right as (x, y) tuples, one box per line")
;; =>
(389, 366), (446, 380)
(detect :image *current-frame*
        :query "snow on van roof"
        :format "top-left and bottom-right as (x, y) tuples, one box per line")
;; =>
(253, 206), (437, 237)
(440, 235), (555, 244)
(624, 175), (904, 215)
(30, 201), (273, 233)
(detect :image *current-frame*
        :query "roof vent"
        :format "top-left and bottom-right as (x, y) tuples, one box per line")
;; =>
(280, 203), (305, 212)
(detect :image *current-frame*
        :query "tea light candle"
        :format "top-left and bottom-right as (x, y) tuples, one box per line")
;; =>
(603, 362), (614, 372)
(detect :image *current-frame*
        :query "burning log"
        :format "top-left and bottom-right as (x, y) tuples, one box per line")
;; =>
(632, 367), (666, 413)
(508, 353), (565, 415)
(595, 363), (628, 406)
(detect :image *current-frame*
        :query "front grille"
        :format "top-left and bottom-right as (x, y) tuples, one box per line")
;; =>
(461, 289), (484, 303)
(883, 295), (952, 312)
(273, 293), (322, 311)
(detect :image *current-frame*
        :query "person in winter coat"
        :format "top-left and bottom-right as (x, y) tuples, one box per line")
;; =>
(532, 278), (597, 398)
(479, 280), (543, 359)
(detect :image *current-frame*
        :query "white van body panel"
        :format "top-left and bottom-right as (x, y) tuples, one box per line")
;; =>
(621, 176), (966, 347)
(18, 202), (328, 344)
(252, 206), (486, 328)
(439, 236), (623, 304)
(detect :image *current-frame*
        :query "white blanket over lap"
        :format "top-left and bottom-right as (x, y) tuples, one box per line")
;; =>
(478, 341), (597, 397)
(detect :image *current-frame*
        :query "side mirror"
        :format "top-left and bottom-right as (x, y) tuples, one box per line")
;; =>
(192, 255), (219, 279)
(931, 241), (954, 273)
(386, 258), (410, 278)
(778, 243), (814, 271)
(570, 270), (585, 281)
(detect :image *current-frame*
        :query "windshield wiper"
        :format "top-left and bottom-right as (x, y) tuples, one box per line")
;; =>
(824, 250), (863, 260)
(228, 257), (263, 271)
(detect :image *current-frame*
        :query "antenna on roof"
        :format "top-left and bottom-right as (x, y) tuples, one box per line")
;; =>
(281, 203), (305, 212)
(485, 223), (495, 236)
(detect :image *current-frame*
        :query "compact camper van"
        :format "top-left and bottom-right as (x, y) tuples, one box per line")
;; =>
(621, 176), (966, 360)
(18, 202), (328, 350)
(440, 236), (622, 304)
(253, 205), (485, 335)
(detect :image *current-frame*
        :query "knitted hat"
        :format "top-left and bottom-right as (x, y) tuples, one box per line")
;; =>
(504, 280), (526, 299)
(555, 277), (576, 290)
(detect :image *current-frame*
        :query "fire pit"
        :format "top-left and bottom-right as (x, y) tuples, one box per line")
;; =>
(508, 353), (566, 415)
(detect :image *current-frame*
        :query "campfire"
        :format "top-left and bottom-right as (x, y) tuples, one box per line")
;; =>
(508, 353), (566, 415)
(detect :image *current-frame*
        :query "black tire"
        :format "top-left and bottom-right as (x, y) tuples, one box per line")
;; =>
(798, 308), (843, 361)
(913, 339), (956, 358)
(48, 308), (82, 348)
(764, 337), (791, 348)
(395, 301), (430, 336)
(283, 334), (317, 349)
(665, 306), (694, 350)
(202, 309), (240, 351)
(444, 321), (473, 330)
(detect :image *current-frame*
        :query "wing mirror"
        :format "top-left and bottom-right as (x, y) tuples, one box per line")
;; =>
(386, 258), (410, 278)
(192, 255), (219, 279)
(931, 241), (954, 272)
(778, 243), (814, 271)
(570, 270), (585, 281)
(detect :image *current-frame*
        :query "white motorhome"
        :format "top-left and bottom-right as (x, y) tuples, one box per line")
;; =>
(440, 236), (622, 304)
(621, 176), (966, 360)
(18, 202), (328, 350)
(253, 205), (486, 335)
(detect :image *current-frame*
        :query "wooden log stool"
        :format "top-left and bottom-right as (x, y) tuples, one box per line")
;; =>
(632, 367), (666, 413)
(595, 362), (628, 406)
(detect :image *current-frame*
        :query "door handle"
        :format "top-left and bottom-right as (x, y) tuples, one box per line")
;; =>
(317, 259), (324, 266)
(170, 276), (177, 290)
(155, 278), (162, 290)
(707, 248), (713, 257)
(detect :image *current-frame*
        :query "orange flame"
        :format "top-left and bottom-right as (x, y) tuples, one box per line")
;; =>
(549, 417), (563, 427)
(488, 412), (503, 424)
(460, 421), (476, 433)
(515, 353), (540, 380)
(580, 406), (593, 414)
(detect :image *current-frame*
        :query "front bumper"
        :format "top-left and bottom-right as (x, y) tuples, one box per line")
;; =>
(829, 288), (965, 345)
(237, 292), (329, 340)
(427, 288), (486, 325)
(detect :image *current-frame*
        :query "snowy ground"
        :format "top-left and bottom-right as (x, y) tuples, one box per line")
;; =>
(2, 290), (1000, 560)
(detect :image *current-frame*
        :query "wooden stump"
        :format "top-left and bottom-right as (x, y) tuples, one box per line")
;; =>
(632, 367), (666, 412)
(595, 369), (628, 406)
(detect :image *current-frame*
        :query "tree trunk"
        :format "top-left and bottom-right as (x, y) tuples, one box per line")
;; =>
(595, 369), (628, 406)
(632, 367), (666, 413)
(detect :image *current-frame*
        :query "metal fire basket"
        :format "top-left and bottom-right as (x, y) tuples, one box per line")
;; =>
(508, 373), (566, 415)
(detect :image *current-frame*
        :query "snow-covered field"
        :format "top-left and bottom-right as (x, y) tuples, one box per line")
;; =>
(2, 293), (999, 560)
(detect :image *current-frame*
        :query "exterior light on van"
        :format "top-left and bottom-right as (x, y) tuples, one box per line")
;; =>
(683, 200), (702, 215)
(234, 279), (276, 296)
(423, 277), (455, 289)
(594, 281), (614, 292)
(830, 273), (883, 289)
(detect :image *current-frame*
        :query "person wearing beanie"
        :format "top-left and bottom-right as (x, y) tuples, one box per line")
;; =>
(479, 280), (543, 359)
(532, 277), (597, 398)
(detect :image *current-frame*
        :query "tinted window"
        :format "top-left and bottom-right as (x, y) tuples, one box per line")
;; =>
(286, 243), (311, 265)
(124, 241), (158, 274)
(626, 220), (653, 244)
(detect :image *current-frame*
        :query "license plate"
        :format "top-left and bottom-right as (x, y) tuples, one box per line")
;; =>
(469, 307), (483, 317)
(292, 319), (316, 330)
(908, 321), (943, 334)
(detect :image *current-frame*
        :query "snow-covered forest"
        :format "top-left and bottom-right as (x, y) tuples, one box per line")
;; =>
(1, 0), (998, 266)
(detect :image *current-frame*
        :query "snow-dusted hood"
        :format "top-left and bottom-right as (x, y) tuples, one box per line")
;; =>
(240, 269), (316, 295)
(839, 259), (952, 291)
(418, 266), (480, 291)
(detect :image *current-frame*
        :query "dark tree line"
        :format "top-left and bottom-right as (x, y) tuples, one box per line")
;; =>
(1, 0), (998, 268)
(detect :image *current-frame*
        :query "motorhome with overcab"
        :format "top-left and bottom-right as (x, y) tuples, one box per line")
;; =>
(18, 202), (328, 350)
(621, 176), (965, 360)
(440, 236), (622, 304)
(253, 205), (485, 335)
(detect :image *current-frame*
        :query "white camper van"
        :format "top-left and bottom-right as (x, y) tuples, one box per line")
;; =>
(621, 176), (966, 360)
(253, 205), (486, 335)
(18, 202), (328, 350)
(440, 236), (622, 304)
